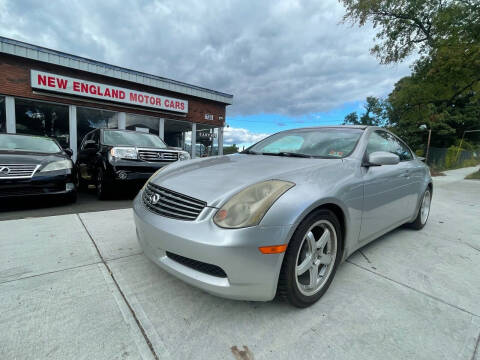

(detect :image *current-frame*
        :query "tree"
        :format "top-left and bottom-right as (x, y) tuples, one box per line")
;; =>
(343, 96), (388, 126)
(340, 0), (480, 64)
(223, 144), (239, 155)
(340, 0), (480, 149)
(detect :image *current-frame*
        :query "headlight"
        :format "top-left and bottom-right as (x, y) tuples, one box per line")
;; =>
(40, 160), (73, 172)
(110, 147), (137, 160)
(178, 151), (190, 161)
(213, 180), (295, 229)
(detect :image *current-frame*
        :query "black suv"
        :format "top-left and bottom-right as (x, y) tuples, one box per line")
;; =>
(76, 129), (190, 199)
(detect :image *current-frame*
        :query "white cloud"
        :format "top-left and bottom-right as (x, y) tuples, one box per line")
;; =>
(0, 0), (412, 117)
(223, 127), (270, 147)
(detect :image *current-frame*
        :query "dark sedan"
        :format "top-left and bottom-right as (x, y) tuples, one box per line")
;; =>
(76, 129), (190, 199)
(0, 133), (76, 202)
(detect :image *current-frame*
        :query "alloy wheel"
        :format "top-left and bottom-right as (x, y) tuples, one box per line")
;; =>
(295, 220), (337, 296)
(420, 190), (431, 225)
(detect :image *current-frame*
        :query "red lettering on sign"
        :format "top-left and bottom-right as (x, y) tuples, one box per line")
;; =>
(47, 77), (55, 87)
(89, 85), (97, 95)
(155, 98), (161, 106)
(119, 90), (125, 99)
(138, 94), (144, 103)
(143, 95), (149, 104)
(111, 89), (118, 98)
(175, 101), (180, 109)
(73, 81), (80, 92)
(57, 78), (68, 89)
(104, 88), (111, 97)
(81, 83), (88, 93)
(97, 86), (103, 96)
(130, 93), (137, 102)
(150, 97), (155, 105)
(38, 75), (47, 86)
(180, 103), (185, 110)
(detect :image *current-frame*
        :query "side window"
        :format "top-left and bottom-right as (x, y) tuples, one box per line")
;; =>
(366, 131), (390, 154)
(366, 131), (413, 161)
(387, 134), (413, 161)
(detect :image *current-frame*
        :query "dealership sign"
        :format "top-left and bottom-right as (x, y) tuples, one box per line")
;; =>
(30, 70), (188, 113)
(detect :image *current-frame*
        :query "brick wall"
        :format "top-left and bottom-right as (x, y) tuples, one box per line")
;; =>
(0, 53), (226, 127)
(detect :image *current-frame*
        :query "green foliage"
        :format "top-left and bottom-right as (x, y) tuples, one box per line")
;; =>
(466, 170), (480, 180)
(343, 96), (388, 126)
(340, 0), (480, 64)
(340, 0), (480, 151)
(223, 144), (239, 155)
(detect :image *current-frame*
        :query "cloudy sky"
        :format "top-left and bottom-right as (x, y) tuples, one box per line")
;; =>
(0, 0), (411, 147)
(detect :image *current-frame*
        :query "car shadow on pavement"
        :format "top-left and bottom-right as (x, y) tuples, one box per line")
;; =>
(0, 188), (138, 221)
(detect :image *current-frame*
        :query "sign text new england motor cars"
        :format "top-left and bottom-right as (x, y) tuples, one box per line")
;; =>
(30, 70), (189, 113)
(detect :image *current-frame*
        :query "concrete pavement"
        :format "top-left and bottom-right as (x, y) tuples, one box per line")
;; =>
(1, 166), (479, 359)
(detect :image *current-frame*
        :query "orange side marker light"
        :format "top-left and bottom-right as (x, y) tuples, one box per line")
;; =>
(258, 244), (288, 254)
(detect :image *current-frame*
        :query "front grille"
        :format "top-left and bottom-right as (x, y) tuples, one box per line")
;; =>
(138, 149), (178, 162)
(142, 183), (206, 221)
(166, 252), (227, 278)
(0, 164), (40, 179)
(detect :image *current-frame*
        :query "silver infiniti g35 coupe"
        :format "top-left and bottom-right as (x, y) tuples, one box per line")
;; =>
(133, 126), (432, 307)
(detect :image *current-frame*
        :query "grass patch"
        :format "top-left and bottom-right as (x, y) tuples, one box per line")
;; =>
(465, 170), (480, 180)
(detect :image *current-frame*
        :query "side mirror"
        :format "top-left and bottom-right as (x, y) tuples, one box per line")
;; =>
(84, 140), (97, 150)
(64, 148), (73, 157)
(366, 151), (400, 166)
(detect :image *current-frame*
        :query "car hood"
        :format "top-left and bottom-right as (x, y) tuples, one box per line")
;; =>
(151, 154), (339, 206)
(0, 150), (67, 166)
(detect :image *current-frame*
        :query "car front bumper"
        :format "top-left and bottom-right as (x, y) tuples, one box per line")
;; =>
(0, 170), (75, 198)
(133, 192), (293, 301)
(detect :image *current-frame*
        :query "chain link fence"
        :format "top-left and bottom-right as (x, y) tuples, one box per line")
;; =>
(414, 143), (480, 172)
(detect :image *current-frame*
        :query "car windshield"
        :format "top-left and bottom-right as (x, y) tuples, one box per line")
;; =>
(103, 130), (167, 148)
(0, 134), (62, 153)
(246, 128), (363, 158)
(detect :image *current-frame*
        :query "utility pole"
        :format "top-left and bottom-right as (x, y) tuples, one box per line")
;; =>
(425, 129), (432, 164)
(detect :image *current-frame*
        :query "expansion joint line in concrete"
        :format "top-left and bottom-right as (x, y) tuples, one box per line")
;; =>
(77, 214), (159, 360)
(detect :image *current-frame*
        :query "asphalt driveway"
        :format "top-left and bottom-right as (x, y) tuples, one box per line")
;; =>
(1, 166), (479, 359)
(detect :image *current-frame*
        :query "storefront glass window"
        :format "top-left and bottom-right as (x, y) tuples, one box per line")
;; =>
(125, 114), (159, 134)
(0, 96), (5, 133)
(77, 107), (118, 147)
(15, 99), (69, 148)
(164, 119), (192, 153)
(197, 125), (218, 157)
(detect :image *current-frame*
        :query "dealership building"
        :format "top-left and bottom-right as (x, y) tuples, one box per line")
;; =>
(0, 36), (233, 160)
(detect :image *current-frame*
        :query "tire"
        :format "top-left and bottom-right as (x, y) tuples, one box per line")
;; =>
(408, 188), (432, 230)
(278, 208), (342, 308)
(96, 167), (110, 200)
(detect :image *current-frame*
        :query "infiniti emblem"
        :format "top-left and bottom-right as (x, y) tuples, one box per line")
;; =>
(0, 166), (11, 175)
(147, 193), (160, 205)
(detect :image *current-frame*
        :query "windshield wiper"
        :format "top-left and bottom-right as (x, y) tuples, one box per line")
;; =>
(261, 152), (313, 158)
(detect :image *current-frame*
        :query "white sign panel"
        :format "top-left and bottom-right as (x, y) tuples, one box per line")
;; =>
(30, 70), (188, 113)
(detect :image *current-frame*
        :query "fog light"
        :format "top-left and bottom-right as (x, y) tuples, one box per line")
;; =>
(117, 171), (128, 180)
(66, 183), (75, 191)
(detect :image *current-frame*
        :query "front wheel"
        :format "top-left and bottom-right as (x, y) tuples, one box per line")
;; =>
(278, 209), (342, 308)
(408, 188), (431, 230)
